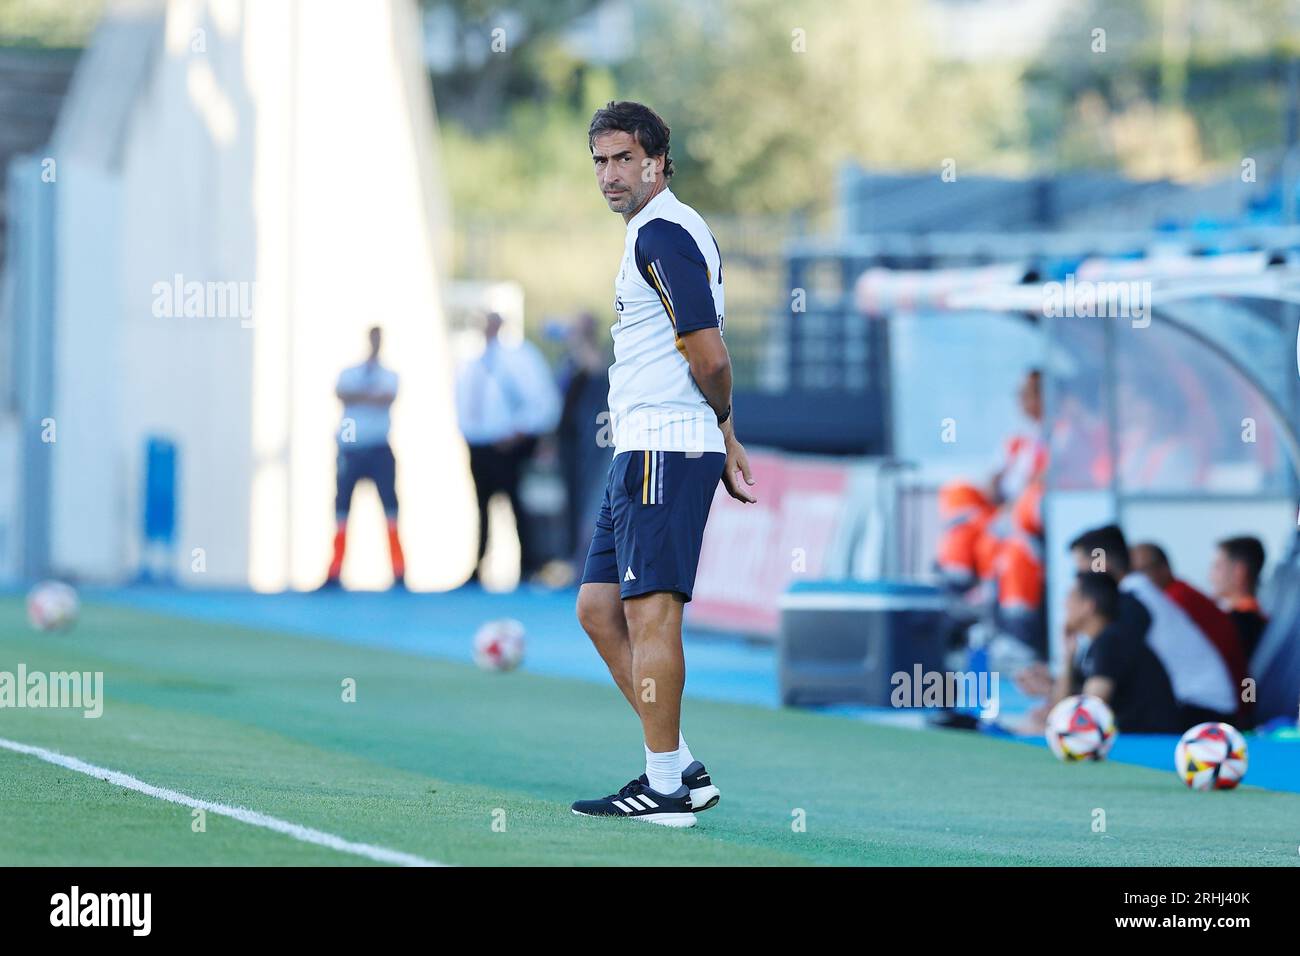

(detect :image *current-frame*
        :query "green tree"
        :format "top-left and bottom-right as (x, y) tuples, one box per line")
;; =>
(618, 0), (1028, 215)
(0, 0), (102, 47)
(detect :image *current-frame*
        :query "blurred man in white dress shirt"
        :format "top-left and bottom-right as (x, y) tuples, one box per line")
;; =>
(455, 312), (561, 585)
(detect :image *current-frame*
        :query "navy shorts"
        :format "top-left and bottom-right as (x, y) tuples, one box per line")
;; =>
(581, 450), (726, 601)
(336, 442), (399, 518)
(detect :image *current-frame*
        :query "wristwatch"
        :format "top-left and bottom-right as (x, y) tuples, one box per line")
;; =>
(716, 404), (731, 426)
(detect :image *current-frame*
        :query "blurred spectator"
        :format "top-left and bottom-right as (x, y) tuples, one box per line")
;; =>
(320, 326), (406, 590)
(1131, 541), (1250, 727)
(936, 369), (1047, 656)
(455, 312), (562, 585)
(1114, 381), (1200, 491)
(1211, 536), (1269, 662)
(1069, 524), (1236, 728)
(1048, 371), (1110, 489)
(555, 312), (611, 563)
(1051, 571), (1182, 733)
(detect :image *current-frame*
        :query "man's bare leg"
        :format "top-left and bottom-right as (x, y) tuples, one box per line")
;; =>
(569, 584), (696, 825)
(622, 591), (685, 757)
(576, 582), (638, 711)
(576, 583), (714, 811)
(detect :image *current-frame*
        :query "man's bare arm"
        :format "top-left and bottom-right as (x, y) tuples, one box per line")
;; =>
(1080, 676), (1115, 705)
(336, 388), (395, 407)
(679, 327), (731, 418)
(680, 327), (756, 503)
(1048, 632), (1080, 708)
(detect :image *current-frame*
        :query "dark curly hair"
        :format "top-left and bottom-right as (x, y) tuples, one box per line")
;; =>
(588, 101), (674, 178)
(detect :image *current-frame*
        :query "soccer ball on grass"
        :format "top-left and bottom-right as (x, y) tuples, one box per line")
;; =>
(27, 580), (80, 632)
(473, 618), (525, 672)
(1174, 722), (1248, 790)
(1045, 694), (1116, 761)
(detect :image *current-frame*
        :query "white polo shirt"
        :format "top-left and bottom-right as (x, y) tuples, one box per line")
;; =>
(608, 187), (726, 456)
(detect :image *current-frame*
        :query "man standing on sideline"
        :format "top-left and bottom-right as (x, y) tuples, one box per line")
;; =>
(570, 101), (756, 828)
(319, 326), (406, 590)
(455, 312), (561, 586)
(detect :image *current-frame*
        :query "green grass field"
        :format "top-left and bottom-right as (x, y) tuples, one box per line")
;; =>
(1, 597), (1298, 866)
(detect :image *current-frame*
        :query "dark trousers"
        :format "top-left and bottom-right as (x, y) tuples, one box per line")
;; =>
(559, 434), (583, 557)
(469, 438), (538, 579)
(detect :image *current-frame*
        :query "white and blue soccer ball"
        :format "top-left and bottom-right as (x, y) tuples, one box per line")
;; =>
(473, 618), (525, 672)
(1175, 722), (1248, 790)
(27, 580), (80, 632)
(1045, 694), (1117, 761)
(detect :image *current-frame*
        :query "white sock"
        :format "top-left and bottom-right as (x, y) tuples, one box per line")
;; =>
(677, 733), (696, 772)
(645, 744), (682, 796)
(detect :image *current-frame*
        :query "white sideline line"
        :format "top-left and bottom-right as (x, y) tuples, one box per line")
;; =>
(0, 737), (447, 867)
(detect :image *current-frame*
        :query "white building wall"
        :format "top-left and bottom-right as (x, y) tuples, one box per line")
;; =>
(49, 163), (129, 581)
(46, 0), (470, 589)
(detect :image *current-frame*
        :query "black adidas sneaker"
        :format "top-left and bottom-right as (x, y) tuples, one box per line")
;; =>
(637, 761), (720, 812)
(571, 779), (696, 828)
(681, 761), (720, 811)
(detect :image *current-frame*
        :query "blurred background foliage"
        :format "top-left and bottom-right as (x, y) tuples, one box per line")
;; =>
(427, 0), (1300, 320)
(0, 0), (101, 48)
(5, 0), (1300, 321)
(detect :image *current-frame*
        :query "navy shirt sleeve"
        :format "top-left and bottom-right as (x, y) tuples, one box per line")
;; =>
(634, 219), (719, 335)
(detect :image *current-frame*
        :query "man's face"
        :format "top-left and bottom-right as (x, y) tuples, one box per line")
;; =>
(591, 131), (661, 215)
(1064, 583), (1087, 632)
(1131, 545), (1171, 589)
(1209, 548), (1238, 597)
(1018, 373), (1042, 421)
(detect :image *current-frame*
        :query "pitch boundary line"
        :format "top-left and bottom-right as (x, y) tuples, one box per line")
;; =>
(0, 736), (448, 867)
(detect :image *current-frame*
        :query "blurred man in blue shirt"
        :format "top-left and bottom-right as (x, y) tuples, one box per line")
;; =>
(320, 326), (406, 590)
